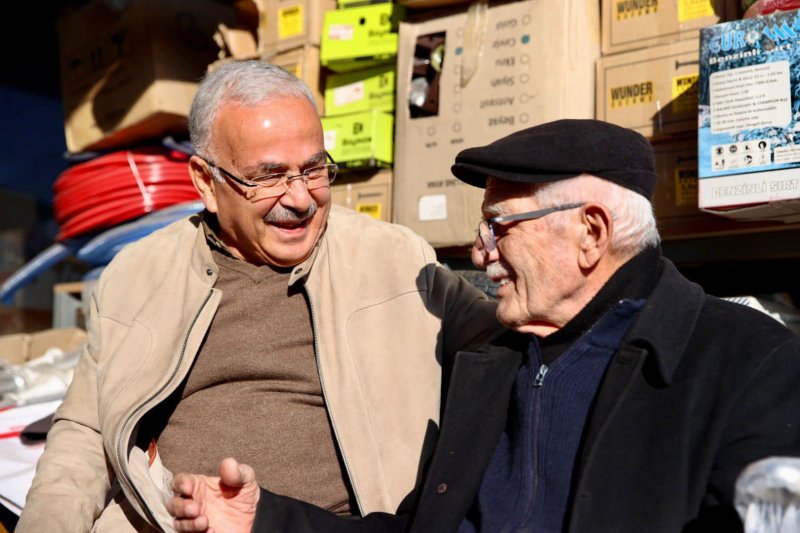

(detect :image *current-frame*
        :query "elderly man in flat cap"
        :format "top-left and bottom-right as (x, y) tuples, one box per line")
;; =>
(167, 119), (800, 533)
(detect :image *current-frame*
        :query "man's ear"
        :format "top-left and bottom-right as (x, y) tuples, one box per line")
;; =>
(578, 204), (612, 270)
(189, 155), (219, 213)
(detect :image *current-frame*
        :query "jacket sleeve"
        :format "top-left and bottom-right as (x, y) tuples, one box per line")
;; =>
(16, 287), (113, 532)
(252, 488), (410, 532)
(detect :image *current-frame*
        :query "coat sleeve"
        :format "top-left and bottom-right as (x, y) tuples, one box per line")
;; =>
(427, 263), (503, 357)
(16, 286), (113, 532)
(703, 333), (800, 516)
(252, 488), (410, 532)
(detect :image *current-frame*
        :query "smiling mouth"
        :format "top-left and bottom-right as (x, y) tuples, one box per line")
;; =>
(272, 217), (309, 228)
(486, 262), (511, 287)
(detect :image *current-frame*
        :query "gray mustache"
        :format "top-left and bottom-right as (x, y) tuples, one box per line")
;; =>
(265, 202), (318, 224)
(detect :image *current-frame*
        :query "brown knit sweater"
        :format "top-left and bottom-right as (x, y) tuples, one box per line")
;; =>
(155, 248), (352, 515)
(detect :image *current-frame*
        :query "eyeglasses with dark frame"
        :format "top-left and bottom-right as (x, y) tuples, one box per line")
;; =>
(201, 153), (338, 199)
(476, 202), (585, 252)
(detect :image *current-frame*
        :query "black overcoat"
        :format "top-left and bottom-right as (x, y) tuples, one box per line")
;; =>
(257, 259), (800, 533)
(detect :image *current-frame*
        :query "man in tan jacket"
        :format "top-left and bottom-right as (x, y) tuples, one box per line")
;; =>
(17, 60), (500, 532)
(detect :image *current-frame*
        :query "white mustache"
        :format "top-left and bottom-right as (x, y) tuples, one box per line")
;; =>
(265, 202), (318, 224)
(486, 261), (509, 280)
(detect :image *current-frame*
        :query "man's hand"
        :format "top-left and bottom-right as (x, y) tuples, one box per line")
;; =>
(167, 457), (260, 533)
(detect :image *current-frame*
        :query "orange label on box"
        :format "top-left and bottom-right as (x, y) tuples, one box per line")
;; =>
(678, 0), (714, 22)
(356, 203), (382, 219)
(672, 74), (699, 114)
(278, 5), (304, 39)
(609, 81), (654, 107)
(614, 0), (658, 20)
(674, 166), (698, 207)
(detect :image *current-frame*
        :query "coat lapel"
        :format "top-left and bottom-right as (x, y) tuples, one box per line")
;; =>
(410, 332), (525, 532)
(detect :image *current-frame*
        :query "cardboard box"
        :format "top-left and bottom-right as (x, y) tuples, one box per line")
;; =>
(57, 0), (235, 153)
(266, 45), (325, 114)
(396, 0), (472, 9)
(653, 137), (703, 220)
(0, 327), (87, 365)
(337, 0), (392, 8)
(331, 168), (393, 221)
(0, 306), (53, 338)
(393, 0), (600, 247)
(697, 11), (800, 222)
(651, 139), (787, 238)
(324, 64), (396, 117)
(320, 3), (404, 72)
(252, 0), (337, 55)
(322, 109), (393, 170)
(596, 38), (700, 141)
(601, 0), (737, 56)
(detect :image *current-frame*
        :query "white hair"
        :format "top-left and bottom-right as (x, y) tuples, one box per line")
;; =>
(533, 174), (661, 257)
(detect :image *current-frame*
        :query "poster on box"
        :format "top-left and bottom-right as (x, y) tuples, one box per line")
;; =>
(698, 11), (800, 217)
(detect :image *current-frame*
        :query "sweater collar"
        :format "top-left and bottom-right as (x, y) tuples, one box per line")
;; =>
(199, 210), (325, 286)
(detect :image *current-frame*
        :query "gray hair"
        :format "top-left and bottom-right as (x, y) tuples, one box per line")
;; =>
(188, 60), (318, 161)
(533, 174), (661, 257)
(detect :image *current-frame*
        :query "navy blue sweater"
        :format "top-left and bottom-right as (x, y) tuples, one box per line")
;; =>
(459, 247), (661, 532)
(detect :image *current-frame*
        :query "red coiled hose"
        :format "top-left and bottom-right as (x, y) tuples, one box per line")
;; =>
(53, 147), (200, 241)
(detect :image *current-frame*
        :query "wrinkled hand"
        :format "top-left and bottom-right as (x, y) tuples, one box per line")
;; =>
(167, 457), (260, 533)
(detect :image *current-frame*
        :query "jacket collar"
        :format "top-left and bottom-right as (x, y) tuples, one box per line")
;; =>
(623, 258), (705, 385)
(195, 210), (327, 287)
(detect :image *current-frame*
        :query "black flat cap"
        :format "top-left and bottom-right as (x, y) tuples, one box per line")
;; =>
(451, 119), (657, 199)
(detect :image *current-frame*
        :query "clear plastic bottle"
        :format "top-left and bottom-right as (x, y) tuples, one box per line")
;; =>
(735, 457), (800, 532)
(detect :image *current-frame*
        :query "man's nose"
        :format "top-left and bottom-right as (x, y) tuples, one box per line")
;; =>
(471, 234), (489, 269)
(279, 177), (312, 210)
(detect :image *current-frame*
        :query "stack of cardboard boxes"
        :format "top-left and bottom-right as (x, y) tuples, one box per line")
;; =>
(56, 0), (238, 154)
(319, 0), (404, 222)
(595, 0), (743, 238)
(391, 0), (601, 248)
(54, 0), (800, 249)
(225, 0), (398, 222)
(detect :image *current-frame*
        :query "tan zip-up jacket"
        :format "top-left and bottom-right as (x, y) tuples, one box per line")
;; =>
(17, 206), (500, 532)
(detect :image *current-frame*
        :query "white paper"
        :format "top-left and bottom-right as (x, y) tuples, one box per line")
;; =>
(0, 400), (61, 515)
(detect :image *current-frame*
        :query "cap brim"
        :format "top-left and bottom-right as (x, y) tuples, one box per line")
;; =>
(451, 163), (581, 189)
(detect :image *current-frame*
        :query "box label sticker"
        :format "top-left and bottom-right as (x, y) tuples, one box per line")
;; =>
(284, 62), (302, 78)
(614, 0), (658, 20)
(678, 0), (714, 22)
(356, 203), (382, 219)
(324, 130), (338, 150)
(609, 81), (654, 107)
(774, 144), (800, 164)
(710, 62), (791, 133)
(328, 24), (354, 41)
(672, 74), (699, 114)
(334, 81), (366, 107)
(710, 139), (771, 172)
(419, 195), (447, 221)
(674, 166), (698, 207)
(278, 5), (304, 39)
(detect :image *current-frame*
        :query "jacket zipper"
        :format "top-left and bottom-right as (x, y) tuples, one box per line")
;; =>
(519, 362), (548, 530)
(114, 289), (214, 531)
(304, 284), (362, 513)
(533, 364), (548, 387)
